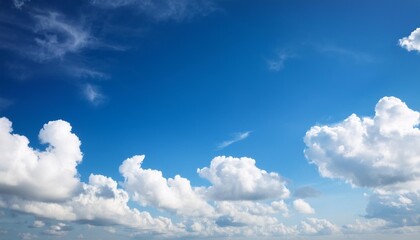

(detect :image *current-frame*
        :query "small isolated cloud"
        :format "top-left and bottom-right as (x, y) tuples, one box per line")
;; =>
(30, 11), (92, 62)
(13, 0), (30, 9)
(31, 220), (45, 228)
(293, 199), (315, 214)
(267, 52), (290, 72)
(217, 131), (251, 149)
(198, 156), (290, 201)
(44, 223), (71, 236)
(83, 84), (105, 105)
(304, 96), (420, 193)
(399, 28), (420, 52)
(91, 0), (217, 22)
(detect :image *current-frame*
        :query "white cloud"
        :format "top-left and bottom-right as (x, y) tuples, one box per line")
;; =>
(304, 96), (420, 193)
(31, 220), (45, 228)
(217, 131), (251, 149)
(293, 199), (315, 214)
(44, 222), (71, 236)
(267, 52), (289, 72)
(399, 28), (420, 52)
(120, 155), (215, 217)
(198, 156), (290, 201)
(215, 201), (283, 227)
(365, 192), (420, 226)
(299, 218), (340, 235)
(31, 11), (91, 61)
(342, 218), (389, 233)
(0, 117), (82, 201)
(13, 0), (30, 9)
(19, 233), (37, 240)
(0, 118), (183, 235)
(91, 0), (217, 21)
(83, 84), (105, 105)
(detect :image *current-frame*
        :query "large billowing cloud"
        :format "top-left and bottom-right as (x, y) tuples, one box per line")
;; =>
(304, 96), (420, 227)
(0, 117), (82, 201)
(399, 28), (420, 52)
(198, 156), (290, 201)
(0, 117), (181, 234)
(304, 97), (420, 193)
(120, 155), (215, 217)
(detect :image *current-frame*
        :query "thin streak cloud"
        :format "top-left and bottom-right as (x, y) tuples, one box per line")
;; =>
(217, 131), (251, 150)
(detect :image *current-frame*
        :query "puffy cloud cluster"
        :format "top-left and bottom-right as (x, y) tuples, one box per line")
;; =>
(0, 117), (182, 235)
(198, 156), (290, 201)
(0, 117), (345, 239)
(366, 192), (420, 226)
(0, 117), (82, 201)
(305, 96), (420, 226)
(304, 97), (420, 193)
(399, 28), (420, 52)
(299, 218), (340, 235)
(120, 155), (214, 217)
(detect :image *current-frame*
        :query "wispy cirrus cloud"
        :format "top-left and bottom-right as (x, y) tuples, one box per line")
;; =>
(30, 11), (92, 62)
(91, 0), (217, 22)
(13, 0), (30, 9)
(83, 83), (105, 105)
(317, 45), (375, 63)
(267, 52), (291, 72)
(217, 131), (251, 149)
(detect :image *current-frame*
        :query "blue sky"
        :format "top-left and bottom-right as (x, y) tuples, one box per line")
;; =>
(1, 0), (420, 239)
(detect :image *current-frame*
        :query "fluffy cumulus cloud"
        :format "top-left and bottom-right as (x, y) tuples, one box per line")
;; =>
(304, 96), (420, 193)
(293, 199), (315, 214)
(0, 117), (82, 201)
(0, 117), (182, 235)
(305, 96), (420, 227)
(198, 156), (290, 201)
(91, 0), (216, 21)
(120, 155), (214, 217)
(365, 192), (420, 226)
(399, 28), (420, 52)
(0, 117), (351, 238)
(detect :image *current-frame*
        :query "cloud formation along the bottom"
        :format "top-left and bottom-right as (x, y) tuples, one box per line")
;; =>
(0, 116), (342, 238)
